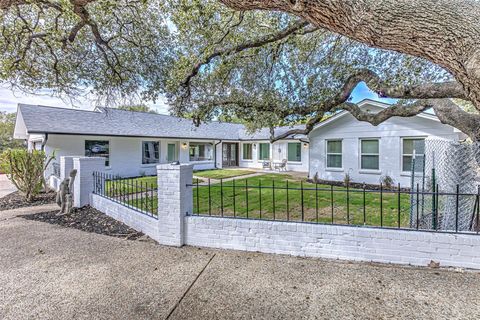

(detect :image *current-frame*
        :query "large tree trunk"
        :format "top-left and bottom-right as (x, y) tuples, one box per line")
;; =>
(219, 0), (480, 109)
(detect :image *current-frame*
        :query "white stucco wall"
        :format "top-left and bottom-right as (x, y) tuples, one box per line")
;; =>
(308, 112), (463, 186)
(43, 134), (217, 177)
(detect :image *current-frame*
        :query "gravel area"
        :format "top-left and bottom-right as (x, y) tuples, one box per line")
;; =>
(21, 205), (145, 240)
(0, 191), (55, 211)
(1, 204), (480, 319)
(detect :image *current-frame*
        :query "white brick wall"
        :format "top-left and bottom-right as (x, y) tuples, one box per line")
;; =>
(156, 163), (193, 246)
(90, 194), (160, 241)
(73, 157), (105, 207)
(185, 216), (480, 269)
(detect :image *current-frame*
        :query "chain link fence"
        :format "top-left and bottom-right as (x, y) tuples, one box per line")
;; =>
(410, 139), (480, 231)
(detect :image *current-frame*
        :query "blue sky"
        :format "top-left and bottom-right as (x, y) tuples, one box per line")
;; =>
(0, 81), (393, 114)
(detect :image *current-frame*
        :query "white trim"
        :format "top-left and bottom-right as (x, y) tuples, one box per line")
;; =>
(241, 142), (254, 161)
(325, 139), (343, 170)
(359, 138), (380, 171)
(400, 136), (426, 174)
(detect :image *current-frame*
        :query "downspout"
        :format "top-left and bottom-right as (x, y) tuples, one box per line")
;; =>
(214, 140), (222, 169)
(41, 133), (49, 151)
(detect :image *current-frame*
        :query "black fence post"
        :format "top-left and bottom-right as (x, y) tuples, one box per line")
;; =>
(315, 183), (319, 223)
(286, 180), (290, 221)
(233, 178), (236, 218)
(330, 185), (334, 224)
(346, 184), (350, 224)
(208, 178), (212, 216)
(272, 179), (276, 220)
(220, 178), (224, 217)
(245, 179), (249, 219)
(196, 176), (200, 215)
(455, 184), (459, 232)
(380, 183), (383, 227)
(259, 179), (262, 219)
(301, 181), (304, 222)
(363, 183), (366, 225)
(397, 183), (401, 228)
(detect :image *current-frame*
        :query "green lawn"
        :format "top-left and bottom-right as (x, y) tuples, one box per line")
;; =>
(192, 174), (411, 227)
(193, 169), (256, 180)
(104, 173), (412, 227)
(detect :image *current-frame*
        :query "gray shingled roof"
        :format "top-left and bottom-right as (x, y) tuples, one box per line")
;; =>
(18, 104), (307, 141)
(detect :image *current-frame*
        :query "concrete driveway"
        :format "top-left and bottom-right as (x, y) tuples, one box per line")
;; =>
(1, 205), (480, 320)
(0, 174), (16, 198)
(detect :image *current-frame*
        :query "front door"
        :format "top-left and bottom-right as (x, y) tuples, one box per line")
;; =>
(222, 143), (238, 167)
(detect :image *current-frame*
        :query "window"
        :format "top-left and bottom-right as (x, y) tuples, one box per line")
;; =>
(288, 142), (302, 162)
(258, 143), (270, 160)
(85, 140), (109, 166)
(189, 142), (213, 161)
(360, 139), (380, 170)
(326, 140), (342, 169)
(402, 138), (425, 172)
(167, 143), (177, 162)
(142, 141), (159, 164)
(242, 143), (253, 160)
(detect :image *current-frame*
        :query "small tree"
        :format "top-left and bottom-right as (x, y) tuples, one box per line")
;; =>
(0, 149), (55, 202)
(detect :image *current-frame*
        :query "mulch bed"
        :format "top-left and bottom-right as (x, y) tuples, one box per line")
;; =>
(22, 205), (145, 241)
(0, 191), (56, 211)
(305, 179), (410, 191)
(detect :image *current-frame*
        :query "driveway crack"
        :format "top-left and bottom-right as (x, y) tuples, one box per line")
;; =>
(164, 253), (216, 320)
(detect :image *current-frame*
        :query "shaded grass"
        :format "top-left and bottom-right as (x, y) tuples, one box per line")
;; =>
(193, 169), (256, 180)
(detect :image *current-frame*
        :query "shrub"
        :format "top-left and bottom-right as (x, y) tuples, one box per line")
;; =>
(0, 149), (55, 202)
(380, 175), (395, 189)
(313, 172), (321, 184)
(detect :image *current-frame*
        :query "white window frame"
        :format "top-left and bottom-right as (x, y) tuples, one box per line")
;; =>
(85, 139), (110, 168)
(258, 142), (270, 161)
(401, 137), (426, 174)
(242, 143), (253, 161)
(325, 139), (343, 170)
(287, 142), (302, 163)
(359, 138), (380, 173)
(189, 142), (214, 162)
(141, 141), (160, 165)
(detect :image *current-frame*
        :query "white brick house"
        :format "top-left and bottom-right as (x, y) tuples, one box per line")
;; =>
(13, 99), (464, 185)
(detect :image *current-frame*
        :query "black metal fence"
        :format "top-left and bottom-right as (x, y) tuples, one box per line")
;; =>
(188, 178), (480, 235)
(93, 172), (158, 218)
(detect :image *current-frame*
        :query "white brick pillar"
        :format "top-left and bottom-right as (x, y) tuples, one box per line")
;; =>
(60, 156), (75, 181)
(72, 157), (105, 208)
(156, 163), (193, 246)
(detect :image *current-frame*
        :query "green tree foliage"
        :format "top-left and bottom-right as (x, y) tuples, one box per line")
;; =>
(0, 112), (24, 153)
(0, 149), (55, 201)
(117, 104), (158, 114)
(0, 0), (478, 139)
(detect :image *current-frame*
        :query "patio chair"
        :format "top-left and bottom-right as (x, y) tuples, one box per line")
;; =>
(262, 161), (271, 170)
(274, 159), (288, 171)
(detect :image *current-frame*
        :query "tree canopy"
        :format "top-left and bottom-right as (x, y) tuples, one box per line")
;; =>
(1, 0), (479, 140)
(0, 112), (24, 152)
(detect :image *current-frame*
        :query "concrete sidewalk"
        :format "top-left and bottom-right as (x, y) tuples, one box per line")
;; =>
(1, 205), (480, 320)
(0, 174), (16, 198)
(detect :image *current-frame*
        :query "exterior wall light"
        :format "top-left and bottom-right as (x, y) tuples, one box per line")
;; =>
(303, 143), (308, 149)
(182, 142), (188, 149)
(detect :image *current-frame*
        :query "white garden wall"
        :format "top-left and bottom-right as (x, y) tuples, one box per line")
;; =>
(185, 216), (480, 269)
(91, 194), (160, 241)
